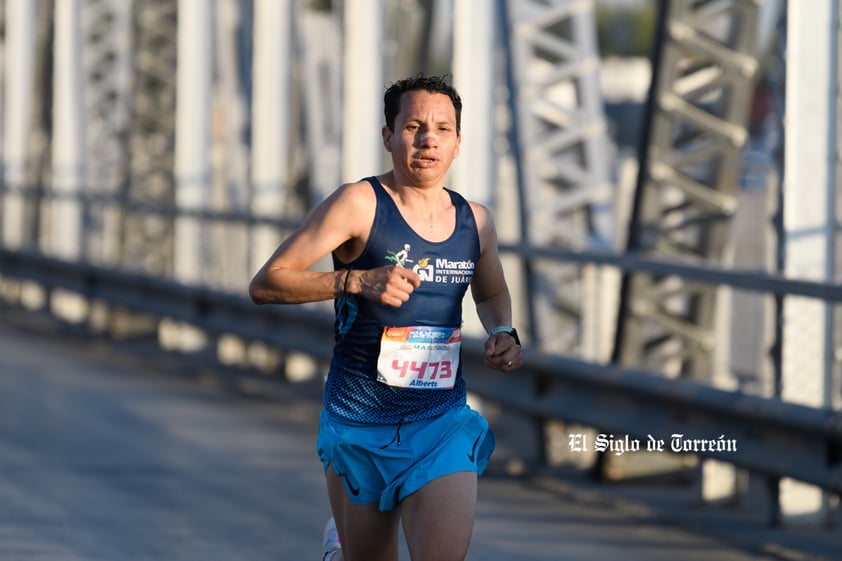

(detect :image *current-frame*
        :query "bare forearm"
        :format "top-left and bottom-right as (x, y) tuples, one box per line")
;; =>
(474, 289), (513, 333)
(249, 268), (349, 305)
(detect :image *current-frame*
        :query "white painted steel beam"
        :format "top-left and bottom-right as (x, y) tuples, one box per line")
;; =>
(342, 0), (384, 185)
(174, 0), (212, 285)
(2, 0), (39, 248)
(298, 6), (342, 205)
(250, 0), (293, 272)
(452, 0), (496, 208)
(51, 0), (85, 260)
(166, 0), (213, 352)
(779, 0), (837, 526)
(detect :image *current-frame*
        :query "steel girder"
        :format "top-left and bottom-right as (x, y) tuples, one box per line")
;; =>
(121, 0), (178, 274)
(79, 0), (134, 263)
(613, 0), (764, 380)
(503, 0), (613, 356)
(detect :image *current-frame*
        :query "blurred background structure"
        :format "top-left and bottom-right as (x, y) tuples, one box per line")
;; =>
(0, 0), (840, 535)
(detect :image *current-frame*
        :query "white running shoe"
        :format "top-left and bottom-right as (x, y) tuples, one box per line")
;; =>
(322, 517), (341, 561)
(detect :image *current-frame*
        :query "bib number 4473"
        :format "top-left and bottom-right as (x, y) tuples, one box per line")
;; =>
(390, 359), (453, 381)
(377, 326), (460, 390)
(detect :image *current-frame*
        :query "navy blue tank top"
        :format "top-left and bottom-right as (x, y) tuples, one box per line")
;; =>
(324, 176), (481, 424)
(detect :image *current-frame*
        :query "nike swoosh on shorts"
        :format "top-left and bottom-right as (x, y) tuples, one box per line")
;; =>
(467, 433), (483, 463)
(341, 472), (360, 496)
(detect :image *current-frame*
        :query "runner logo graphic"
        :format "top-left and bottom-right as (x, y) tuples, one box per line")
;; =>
(385, 244), (413, 267)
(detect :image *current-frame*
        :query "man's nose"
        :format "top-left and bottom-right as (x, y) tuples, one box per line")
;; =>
(417, 130), (438, 147)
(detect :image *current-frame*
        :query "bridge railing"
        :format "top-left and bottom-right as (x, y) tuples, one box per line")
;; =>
(1, 246), (840, 493)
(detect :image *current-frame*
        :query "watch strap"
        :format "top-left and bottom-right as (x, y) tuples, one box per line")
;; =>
(490, 326), (521, 347)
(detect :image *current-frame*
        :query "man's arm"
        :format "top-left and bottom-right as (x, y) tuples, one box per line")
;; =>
(469, 202), (522, 370)
(249, 180), (421, 307)
(248, 181), (371, 305)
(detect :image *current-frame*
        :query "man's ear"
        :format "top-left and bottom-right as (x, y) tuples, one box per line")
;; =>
(382, 126), (393, 151)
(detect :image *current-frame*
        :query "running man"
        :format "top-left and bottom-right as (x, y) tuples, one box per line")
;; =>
(249, 74), (522, 561)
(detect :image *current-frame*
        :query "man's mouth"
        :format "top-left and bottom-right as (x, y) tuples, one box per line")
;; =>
(413, 155), (437, 166)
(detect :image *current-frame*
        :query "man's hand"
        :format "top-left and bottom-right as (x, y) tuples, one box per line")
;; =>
(358, 265), (421, 307)
(484, 332), (522, 371)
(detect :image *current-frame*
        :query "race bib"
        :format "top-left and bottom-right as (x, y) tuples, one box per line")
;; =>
(376, 326), (461, 390)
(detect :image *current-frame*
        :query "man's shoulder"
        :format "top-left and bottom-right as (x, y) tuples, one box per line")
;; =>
(336, 177), (376, 197)
(322, 179), (377, 233)
(463, 199), (496, 247)
(328, 178), (377, 208)
(465, 199), (491, 220)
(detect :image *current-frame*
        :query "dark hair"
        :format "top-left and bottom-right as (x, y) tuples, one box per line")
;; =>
(383, 74), (462, 133)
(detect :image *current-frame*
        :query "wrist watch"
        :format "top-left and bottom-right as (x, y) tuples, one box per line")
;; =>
(490, 326), (521, 347)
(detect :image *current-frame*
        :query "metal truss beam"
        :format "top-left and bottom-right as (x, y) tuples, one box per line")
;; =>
(79, 0), (134, 263)
(121, 0), (177, 275)
(613, 0), (765, 379)
(503, 0), (613, 356)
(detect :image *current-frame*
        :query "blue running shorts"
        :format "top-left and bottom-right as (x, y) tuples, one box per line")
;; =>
(316, 404), (496, 512)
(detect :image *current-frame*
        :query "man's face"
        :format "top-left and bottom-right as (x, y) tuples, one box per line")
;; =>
(382, 90), (461, 186)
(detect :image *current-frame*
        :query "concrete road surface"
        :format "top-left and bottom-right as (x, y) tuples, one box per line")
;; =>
(0, 311), (837, 561)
